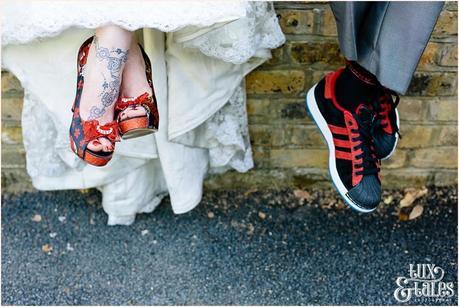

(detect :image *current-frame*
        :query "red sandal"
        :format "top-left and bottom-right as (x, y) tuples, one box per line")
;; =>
(115, 44), (159, 139)
(69, 37), (120, 167)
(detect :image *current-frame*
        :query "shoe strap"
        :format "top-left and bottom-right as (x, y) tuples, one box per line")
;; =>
(82, 119), (120, 143)
(115, 92), (155, 114)
(72, 37), (93, 112)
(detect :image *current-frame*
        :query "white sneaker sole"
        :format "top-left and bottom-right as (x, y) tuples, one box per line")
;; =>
(306, 84), (375, 213)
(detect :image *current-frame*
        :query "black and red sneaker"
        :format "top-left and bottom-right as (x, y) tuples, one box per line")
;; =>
(306, 68), (381, 212)
(371, 86), (401, 160)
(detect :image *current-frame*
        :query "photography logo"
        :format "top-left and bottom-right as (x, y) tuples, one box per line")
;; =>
(394, 264), (455, 303)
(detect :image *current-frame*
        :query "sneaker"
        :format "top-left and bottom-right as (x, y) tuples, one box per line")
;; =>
(371, 86), (401, 160)
(306, 68), (381, 212)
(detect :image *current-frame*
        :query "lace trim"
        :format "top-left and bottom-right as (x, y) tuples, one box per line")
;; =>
(172, 84), (254, 174)
(2, 0), (249, 45)
(179, 2), (285, 64)
(208, 85), (254, 173)
(22, 91), (81, 177)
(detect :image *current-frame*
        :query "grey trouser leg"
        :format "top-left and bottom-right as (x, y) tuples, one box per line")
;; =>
(330, 1), (444, 94)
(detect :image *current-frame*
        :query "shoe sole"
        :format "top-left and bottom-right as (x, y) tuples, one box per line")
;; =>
(306, 84), (375, 213)
(121, 128), (157, 140)
(380, 108), (399, 160)
(69, 137), (111, 167)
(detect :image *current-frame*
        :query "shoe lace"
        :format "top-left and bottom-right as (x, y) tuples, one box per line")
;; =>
(351, 110), (380, 176)
(372, 87), (402, 139)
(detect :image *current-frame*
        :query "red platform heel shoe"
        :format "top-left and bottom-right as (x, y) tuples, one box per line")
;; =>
(69, 37), (120, 167)
(115, 44), (159, 139)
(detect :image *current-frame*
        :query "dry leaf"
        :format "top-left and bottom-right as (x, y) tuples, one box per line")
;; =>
(58, 216), (66, 223)
(258, 211), (267, 220)
(335, 201), (346, 210)
(293, 189), (311, 200)
(409, 205), (424, 220)
(141, 230), (149, 236)
(42, 244), (53, 253)
(244, 188), (258, 197)
(383, 195), (394, 205)
(399, 211), (409, 221)
(246, 223), (255, 235)
(400, 188), (428, 208)
(207, 212), (215, 219)
(32, 214), (42, 222)
(49, 232), (57, 238)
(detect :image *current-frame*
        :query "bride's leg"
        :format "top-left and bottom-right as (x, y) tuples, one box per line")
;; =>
(118, 36), (153, 121)
(79, 26), (132, 151)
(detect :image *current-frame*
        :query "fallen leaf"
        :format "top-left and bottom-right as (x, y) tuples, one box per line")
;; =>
(42, 244), (53, 253)
(409, 205), (424, 220)
(258, 211), (267, 220)
(66, 243), (74, 251)
(244, 188), (258, 197)
(49, 232), (57, 238)
(207, 212), (215, 219)
(383, 195), (394, 205)
(58, 216), (66, 223)
(293, 189), (311, 200)
(246, 223), (255, 235)
(32, 214), (42, 222)
(399, 211), (409, 221)
(400, 188), (428, 208)
(335, 200), (346, 209)
(141, 230), (149, 236)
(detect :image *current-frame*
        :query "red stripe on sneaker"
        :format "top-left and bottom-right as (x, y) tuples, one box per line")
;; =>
(333, 139), (352, 148)
(328, 124), (348, 135)
(335, 150), (352, 160)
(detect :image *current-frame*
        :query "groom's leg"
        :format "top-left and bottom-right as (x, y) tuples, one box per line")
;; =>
(330, 1), (444, 94)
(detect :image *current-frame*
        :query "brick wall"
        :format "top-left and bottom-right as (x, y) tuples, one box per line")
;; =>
(1, 2), (458, 192)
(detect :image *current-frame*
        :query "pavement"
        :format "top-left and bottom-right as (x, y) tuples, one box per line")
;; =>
(1, 186), (458, 305)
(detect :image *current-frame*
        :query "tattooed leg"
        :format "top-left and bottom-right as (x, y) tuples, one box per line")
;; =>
(118, 37), (153, 121)
(87, 36), (128, 120)
(78, 25), (132, 152)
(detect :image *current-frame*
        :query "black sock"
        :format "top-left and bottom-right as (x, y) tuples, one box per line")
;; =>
(335, 61), (379, 112)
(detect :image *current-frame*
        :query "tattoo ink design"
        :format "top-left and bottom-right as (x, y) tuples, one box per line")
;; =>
(87, 37), (128, 120)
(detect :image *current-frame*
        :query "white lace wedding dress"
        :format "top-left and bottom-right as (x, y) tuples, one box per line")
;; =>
(1, 0), (285, 225)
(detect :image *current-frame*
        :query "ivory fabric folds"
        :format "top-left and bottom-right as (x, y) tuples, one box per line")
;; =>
(1, 0), (285, 225)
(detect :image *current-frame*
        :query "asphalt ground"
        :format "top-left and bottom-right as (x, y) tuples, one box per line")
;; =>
(1, 186), (457, 305)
